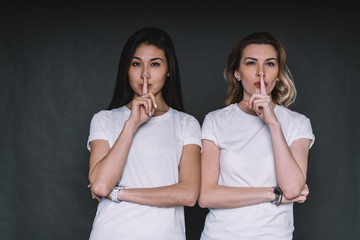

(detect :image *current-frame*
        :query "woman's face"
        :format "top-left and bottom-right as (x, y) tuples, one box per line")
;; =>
(128, 43), (169, 98)
(235, 44), (279, 100)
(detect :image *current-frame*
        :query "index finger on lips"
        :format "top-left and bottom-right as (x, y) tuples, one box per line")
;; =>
(260, 73), (266, 95)
(142, 77), (148, 95)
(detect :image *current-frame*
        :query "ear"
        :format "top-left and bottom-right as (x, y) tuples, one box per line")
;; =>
(234, 70), (241, 80)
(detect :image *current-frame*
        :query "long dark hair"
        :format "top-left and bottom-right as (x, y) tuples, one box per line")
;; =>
(107, 27), (184, 111)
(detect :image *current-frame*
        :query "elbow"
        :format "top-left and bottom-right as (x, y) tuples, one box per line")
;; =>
(183, 190), (199, 207)
(281, 185), (303, 200)
(180, 186), (199, 207)
(90, 183), (112, 198)
(197, 192), (210, 208)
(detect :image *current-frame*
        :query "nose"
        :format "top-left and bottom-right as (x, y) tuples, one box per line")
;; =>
(141, 66), (150, 79)
(257, 65), (264, 77)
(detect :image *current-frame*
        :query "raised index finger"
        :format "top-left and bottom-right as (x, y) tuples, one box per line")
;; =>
(260, 72), (266, 95)
(142, 77), (148, 95)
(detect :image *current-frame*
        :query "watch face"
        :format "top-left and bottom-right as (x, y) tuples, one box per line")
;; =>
(274, 188), (281, 195)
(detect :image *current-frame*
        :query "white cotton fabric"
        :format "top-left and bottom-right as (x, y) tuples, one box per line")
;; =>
(200, 103), (315, 240)
(87, 106), (201, 240)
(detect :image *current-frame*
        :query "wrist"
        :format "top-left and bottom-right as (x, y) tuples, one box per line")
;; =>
(110, 184), (126, 203)
(271, 186), (283, 206)
(125, 119), (140, 132)
(267, 119), (281, 128)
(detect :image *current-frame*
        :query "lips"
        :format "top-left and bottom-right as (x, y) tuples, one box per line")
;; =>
(254, 81), (268, 88)
(139, 84), (152, 89)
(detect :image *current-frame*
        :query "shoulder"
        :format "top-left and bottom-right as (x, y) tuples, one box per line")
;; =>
(276, 105), (310, 122)
(170, 108), (200, 125)
(204, 104), (236, 122)
(91, 106), (130, 123)
(276, 105), (312, 130)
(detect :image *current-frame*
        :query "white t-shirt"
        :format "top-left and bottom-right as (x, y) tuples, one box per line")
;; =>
(200, 103), (315, 240)
(87, 106), (201, 240)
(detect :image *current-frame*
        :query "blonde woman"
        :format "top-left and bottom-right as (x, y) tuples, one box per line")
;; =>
(199, 32), (315, 239)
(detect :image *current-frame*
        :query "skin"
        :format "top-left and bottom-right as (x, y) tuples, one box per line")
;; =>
(198, 44), (310, 208)
(88, 43), (201, 207)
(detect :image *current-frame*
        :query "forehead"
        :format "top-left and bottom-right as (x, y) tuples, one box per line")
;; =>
(133, 43), (166, 59)
(242, 44), (277, 59)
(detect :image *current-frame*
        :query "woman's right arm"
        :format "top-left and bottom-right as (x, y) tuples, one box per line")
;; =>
(89, 90), (156, 198)
(198, 139), (308, 208)
(88, 119), (138, 198)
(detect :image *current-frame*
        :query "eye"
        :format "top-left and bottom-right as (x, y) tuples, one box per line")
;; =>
(266, 62), (276, 66)
(132, 61), (141, 66)
(151, 62), (160, 67)
(245, 61), (256, 66)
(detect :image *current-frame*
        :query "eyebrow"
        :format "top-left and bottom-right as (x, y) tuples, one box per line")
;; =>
(244, 57), (277, 61)
(132, 56), (164, 62)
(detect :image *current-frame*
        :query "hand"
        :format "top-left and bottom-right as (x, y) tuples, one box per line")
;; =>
(282, 184), (309, 204)
(87, 184), (102, 202)
(128, 77), (157, 127)
(248, 73), (278, 125)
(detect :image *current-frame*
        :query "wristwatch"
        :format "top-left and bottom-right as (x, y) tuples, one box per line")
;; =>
(272, 186), (283, 206)
(111, 184), (125, 203)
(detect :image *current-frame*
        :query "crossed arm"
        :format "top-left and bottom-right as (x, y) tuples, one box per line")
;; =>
(198, 136), (310, 209)
(88, 128), (201, 207)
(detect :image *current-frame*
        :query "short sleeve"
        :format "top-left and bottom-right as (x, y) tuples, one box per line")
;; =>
(201, 114), (220, 147)
(86, 113), (107, 151)
(184, 116), (202, 149)
(294, 117), (315, 149)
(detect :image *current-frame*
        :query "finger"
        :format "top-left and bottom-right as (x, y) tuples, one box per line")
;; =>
(142, 76), (148, 95)
(149, 92), (157, 108)
(133, 98), (150, 114)
(248, 93), (263, 109)
(252, 98), (268, 115)
(95, 195), (102, 202)
(260, 72), (266, 95)
(145, 98), (153, 117)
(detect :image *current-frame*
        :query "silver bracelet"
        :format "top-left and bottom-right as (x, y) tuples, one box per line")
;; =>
(111, 184), (125, 203)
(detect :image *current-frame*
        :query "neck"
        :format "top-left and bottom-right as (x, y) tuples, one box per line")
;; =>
(238, 100), (257, 116)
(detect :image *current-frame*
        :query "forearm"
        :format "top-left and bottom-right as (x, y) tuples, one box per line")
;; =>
(115, 182), (199, 207)
(198, 185), (275, 209)
(268, 121), (306, 198)
(89, 120), (138, 196)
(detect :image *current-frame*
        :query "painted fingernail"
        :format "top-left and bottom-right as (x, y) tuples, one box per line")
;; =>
(149, 112), (152, 117)
(155, 103), (158, 108)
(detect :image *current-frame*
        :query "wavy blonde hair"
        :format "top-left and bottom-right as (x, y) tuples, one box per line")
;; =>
(224, 32), (296, 108)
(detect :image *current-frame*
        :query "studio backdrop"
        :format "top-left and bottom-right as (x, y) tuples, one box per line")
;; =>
(1, 4), (359, 240)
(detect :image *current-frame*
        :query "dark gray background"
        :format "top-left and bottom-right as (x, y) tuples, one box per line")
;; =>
(1, 4), (359, 240)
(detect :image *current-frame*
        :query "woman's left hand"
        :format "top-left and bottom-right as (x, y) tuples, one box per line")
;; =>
(88, 184), (102, 202)
(248, 73), (278, 125)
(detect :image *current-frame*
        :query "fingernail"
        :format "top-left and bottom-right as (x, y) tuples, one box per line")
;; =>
(155, 103), (157, 108)
(149, 112), (152, 117)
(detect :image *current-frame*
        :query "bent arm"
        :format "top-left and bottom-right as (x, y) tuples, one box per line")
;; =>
(88, 120), (138, 197)
(112, 144), (201, 207)
(269, 121), (311, 199)
(198, 140), (275, 208)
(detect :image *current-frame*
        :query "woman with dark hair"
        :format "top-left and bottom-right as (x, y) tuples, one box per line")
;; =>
(198, 32), (315, 239)
(86, 27), (201, 240)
